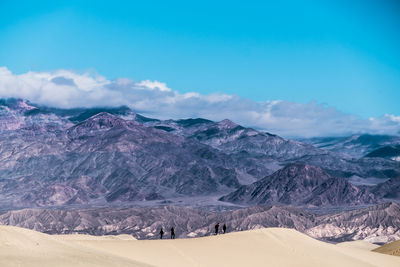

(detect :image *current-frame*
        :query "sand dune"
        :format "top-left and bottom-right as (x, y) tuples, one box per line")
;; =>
(56, 233), (137, 241)
(1, 225), (400, 267)
(336, 240), (380, 251)
(373, 239), (400, 256)
(0, 226), (149, 267)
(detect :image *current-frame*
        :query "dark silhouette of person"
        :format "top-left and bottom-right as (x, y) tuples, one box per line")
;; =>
(170, 227), (175, 239)
(214, 223), (220, 235)
(159, 227), (164, 239)
(223, 224), (227, 234)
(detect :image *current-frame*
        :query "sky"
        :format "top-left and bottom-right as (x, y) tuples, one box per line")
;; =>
(0, 0), (399, 137)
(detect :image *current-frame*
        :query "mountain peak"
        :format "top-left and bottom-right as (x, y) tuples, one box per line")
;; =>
(278, 163), (327, 179)
(81, 112), (127, 127)
(67, 112), (139, 136)
(217, 119), (239, 129)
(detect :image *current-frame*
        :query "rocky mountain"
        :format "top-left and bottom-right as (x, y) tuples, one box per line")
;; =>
(146, 118), (323, 160)
(148, 118), (400, 179)
(0, 203), (399, 243)
(219, 163), (377, 206)
(286, 153), (400, 179)
(0, 98), (399, 210)
(307, 202), (400, 243)
(0, 109), (254, 208)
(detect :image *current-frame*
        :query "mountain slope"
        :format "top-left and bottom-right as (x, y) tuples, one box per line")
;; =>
(365, 145), (400, 161)
(219, 163), (377, 206)
(371, 177), (400, 200)
(0, 112), (251, 208)
(147, 118), (324, 160)
(149, 118), (400, 179)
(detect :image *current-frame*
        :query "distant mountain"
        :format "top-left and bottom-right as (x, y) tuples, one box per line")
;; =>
(148, 118), (400, 179)
(365, 145), (400, 161)
(146, 117), (325, 160)
(371, 177), (400, 200)
(219, 163), (377, 206)
(302, 134), (400, 159)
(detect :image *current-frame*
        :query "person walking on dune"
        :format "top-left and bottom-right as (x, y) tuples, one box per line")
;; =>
(214, 223), (220, 235)
(170, 227), (175, 239)
(223, 224), (227, 234)
(159, 228), (164, 239)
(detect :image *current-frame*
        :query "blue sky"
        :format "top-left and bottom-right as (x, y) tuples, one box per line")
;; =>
(0, 0), (400, 136)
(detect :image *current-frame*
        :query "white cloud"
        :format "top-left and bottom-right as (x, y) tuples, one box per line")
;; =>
(136, 80), (171, 92)
(0, 66), (399, 137)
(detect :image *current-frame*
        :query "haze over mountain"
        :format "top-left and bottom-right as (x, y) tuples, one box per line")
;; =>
(302, 134), (400, 159)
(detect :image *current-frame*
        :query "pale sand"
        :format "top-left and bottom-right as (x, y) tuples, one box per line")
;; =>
(373, 239), (400, 256)
(1, 225), (400, 267)
(56, 233), (137, 241)
(336, 240), (380, 251)
(0, 226), (149, 267)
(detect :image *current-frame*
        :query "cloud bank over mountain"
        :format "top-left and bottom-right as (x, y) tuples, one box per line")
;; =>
(0, 67), (399, 137)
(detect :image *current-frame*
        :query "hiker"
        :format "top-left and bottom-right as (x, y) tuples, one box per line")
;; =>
(159, 227), (164, 239)
(214, 223), (220, 235)
(223, 224), (227, 234)
(171, 227), (175, 239)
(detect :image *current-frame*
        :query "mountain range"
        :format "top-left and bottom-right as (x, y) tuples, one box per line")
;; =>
(0, 98), (400, 244)
(0, 98), (399, 210)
